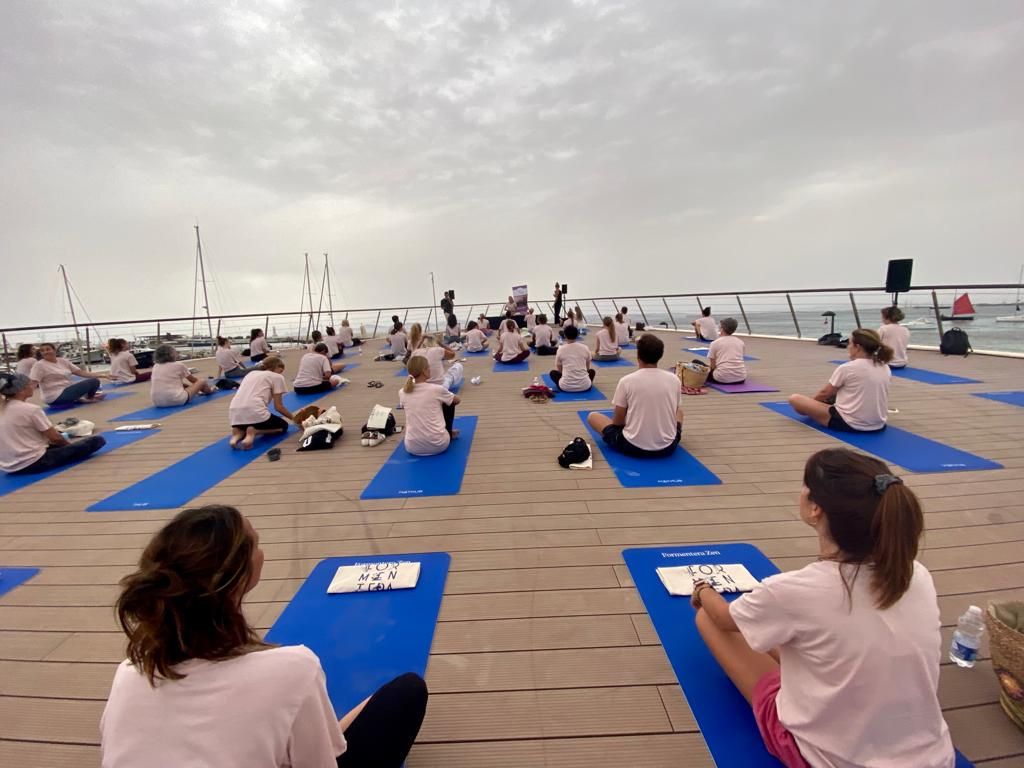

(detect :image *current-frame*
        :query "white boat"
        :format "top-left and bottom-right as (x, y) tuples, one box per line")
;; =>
(996, 266), (1023, 322)
(904, 316), (934, 328)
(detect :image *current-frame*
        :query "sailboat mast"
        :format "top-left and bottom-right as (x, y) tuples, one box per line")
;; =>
(324, 252), (334, 327)
(303, 253), (315, 341)
(59, 264), (83, 350)
(195, 225), (215, 350)
(1016, 265), (1023, 311)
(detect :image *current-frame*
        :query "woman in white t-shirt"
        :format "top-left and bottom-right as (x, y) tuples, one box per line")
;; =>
(150, 345), (214, 407)
(525, 308), (536, 332)
(411, 336), (463, 392)
(878, 306), (910, 369)
(108, 338), (152, 384)
(15, 344), (37, 378)
(593, 317), (620, 361)
(293, 344), (346, 395)
(228, 357), (294, 450)
(788, 329), (892, 432)
(338, 319), (363, 347)
(443, 314), (463, 344)
(399, 355), (460, 456)
(550, 325), (594, 392)
(559, 312), (575, 339)
(0, 373), (105, 474)
(529, 315), (558, 355)
(248, 329), (272, 363)
(693, 307), (718, 342)
(404, 323), (426, 365)
(377, 323), (408, 362)
(619, 306), (633, 340)
(101, 504), (428, 768)
(30, 343), (108, 406)
(707, 318), (746, 384)
(504, 295), (516, 315)
(573, 306), (587, 335)
(613, 313), (630, 347)
(494, 320), (530, 364)
(692, 448), (954, 768)
(215, 337), (253, 379)
(463, 321), (488, 353)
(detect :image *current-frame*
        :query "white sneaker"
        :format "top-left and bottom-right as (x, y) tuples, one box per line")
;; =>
(471, 376), (482, 385)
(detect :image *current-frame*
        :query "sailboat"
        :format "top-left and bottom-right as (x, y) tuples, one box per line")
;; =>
(996, 266), (1024, 323)
(941, 291), (975, 321)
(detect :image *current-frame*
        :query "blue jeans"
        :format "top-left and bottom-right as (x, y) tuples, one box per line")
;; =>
(12, 435), (106, 474)
(50, 378), (101, 405)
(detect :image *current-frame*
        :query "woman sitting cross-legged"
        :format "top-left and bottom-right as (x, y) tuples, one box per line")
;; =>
(443, 313), (463, 345)
(463, 321), (488, 353)
(108, 338), (153, 384)
(593, 316), (621, 361)
(788, 328), (892, 433)
(529, 314), (558, 355)
(550, 325), (594, 392)
(494, 319), (530, 364)
(338, 319), (363, 348)
(692, 448), (955, 768)
(248, 328), (273, 363)
(30, 342), (108, 406)
(293, 343), (346, 395)
(0, 373), (106, 475)
(707, 318), (746, 384)
(410, 335), (463, 392)
(100, 504), (428, 768)
(150, 345), (214, 407)
(15, 344), (37, 377)
(399, 355), (460, 456)
(215, 336), (254, 379)
(228, 356), (295, 450)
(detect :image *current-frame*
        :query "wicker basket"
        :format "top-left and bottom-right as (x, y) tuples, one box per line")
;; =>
(677, 360), (710, 389)
(986, 601), (1024, 732)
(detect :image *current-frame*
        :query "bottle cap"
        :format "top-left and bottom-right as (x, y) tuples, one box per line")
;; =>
(967, 605), (982, 616)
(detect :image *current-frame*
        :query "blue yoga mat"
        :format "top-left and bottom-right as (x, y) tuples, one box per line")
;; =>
(973, 391), (1024, 408)
(111, 388), (233, 422)
(592, 357), (634, 368)
(620, 343), (636, 349)
(463, 348), (491, 355)
(0, 566), (41, 597)
(687, 347), (759, 361)
(578, 411), (720, 488)
(541, 373), (606, 402)
(1, 429), (158, 498)
(623, 545), (977, 768)
(492, 359), (530, 372)
(265, 553), (450, 717)
(761, 402), (1002, 473)
(361, 415), (477, 500)
(46, 390), (131, 413)
(829, 361), (979, 385)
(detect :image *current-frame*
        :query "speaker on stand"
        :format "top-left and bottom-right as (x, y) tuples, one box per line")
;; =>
(885, 259), (913, 305)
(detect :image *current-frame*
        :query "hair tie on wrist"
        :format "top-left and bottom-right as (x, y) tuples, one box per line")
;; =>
(874, 473), (903, 495)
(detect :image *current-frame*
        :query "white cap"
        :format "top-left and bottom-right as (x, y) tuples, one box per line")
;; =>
(967, 605), (982, 617)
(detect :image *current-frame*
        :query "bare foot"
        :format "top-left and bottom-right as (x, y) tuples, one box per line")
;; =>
(229, 430), (243, 449)
(451, 429), (460, 440)
(240, 427), (256, 450)
(85, 392), (106, 402)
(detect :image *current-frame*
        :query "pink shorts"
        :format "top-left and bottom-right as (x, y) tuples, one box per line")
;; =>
(752, 670), (811, 768)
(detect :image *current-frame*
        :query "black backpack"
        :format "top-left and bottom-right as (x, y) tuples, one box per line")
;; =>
(297, 429), (339, 451)
(940, 328), (972, 356)
(557, 437), (590, 468)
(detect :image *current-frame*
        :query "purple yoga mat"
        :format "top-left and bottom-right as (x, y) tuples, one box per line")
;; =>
(707, 379), (779, 394)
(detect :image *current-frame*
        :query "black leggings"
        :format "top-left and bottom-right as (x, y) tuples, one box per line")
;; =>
(12, 435), (106, 475)
(294, 381), (333, 395)
(548, 369), (595, 391)
(708, 371), (745, 384)
(337, 673), (428, 768)
(441, 401), (456, 436)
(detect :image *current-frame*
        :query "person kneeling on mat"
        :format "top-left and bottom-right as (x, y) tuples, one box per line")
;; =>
(550, 325), (594, 392)
(228, 356), (296, 450)
(586, 334), (682, 458)
(494, 319), (530, 364)
(399, 355), (460, 456)
(788, 328), (892, 433)
(691, 448), (955, 768)
(0, 373), (106, 475)
(293, 343), (346, 395)
(707, 318), (746, 385)
(101, 504), (428, 768)
(530, 314), (558, 355)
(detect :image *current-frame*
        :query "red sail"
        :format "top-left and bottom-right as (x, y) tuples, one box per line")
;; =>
(952, 293), (975, 316)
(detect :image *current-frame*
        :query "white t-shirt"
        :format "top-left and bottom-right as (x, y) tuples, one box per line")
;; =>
(595, 328), (619, 356)
(620, 312), (630, 329)
(338, 326), (355, 347)
(216, 347), (245, 373)
(555, 342), (592, 391)
(151, 362), (191, 407)
(323, 336), (341, 357)
(695, 316), (718, 340)
(730, 561), (954, 768)
(388, 331), (408, 357)
(294, 353), (330, 388)
(708, 335), (746, 383)
(562, 316), (575, 329)
(30, 358), (79, 404)
(229, 370), (287, 426)
(399, 381), (455, 456)
(15, 357), (36, 377)
(614, 321), (630, 346)
(109, 351), (140, 383)
(611, 368), (682, 451)
(0, 400), (52, 473)
(100, 645), (346, 768)
(445, 323), (461, 338)
(498, 330), (525, 361)
(829, 358), (891, 431)
(478, 318), (490, 331)
(249, 336), (270, 356)
(464, 329), (486, 352)
(525, 313), (536, 330)
(879, 323), (910, 368)
(533, 325), (555, 348)
(411, 347), (447, 385)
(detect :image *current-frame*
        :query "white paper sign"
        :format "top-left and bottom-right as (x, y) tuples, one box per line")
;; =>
(327, 561), (421, 594)
(367, 404), (392, 430)
(656, 563), (759, 596)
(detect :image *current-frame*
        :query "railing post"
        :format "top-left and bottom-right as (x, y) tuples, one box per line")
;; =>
(263, 315), (269, 345)
(848, 292), (862, 329)
(402, 309), (409, 327)
(931, 290), (945, 344)
(634, 299), (649, 327)
(2, 333), (9, 372)
(426, 307), (434, 333)
(372, 310), (381, 339)
(156, 322), (161, 344)
(482, 305), (490, 322)
(786, 293), (801, 338)
(85, 327), (92, 371)
(696, 296), (704, 312)
(661, 298), (677, 330)
(464, 305), (474, 327)
(736, 295), (752, 334)
(215, 319), (221, 348)
(591, 301), (602, 322)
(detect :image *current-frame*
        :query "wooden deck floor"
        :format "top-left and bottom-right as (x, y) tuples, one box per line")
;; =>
(1, 331), (1022, 766)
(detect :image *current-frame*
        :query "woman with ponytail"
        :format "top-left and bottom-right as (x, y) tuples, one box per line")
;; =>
(101, 505), (428, 767)
(494, 319), (530, 364)
(215, 336), (253, 379)
(248, 328), (272, 363)
(593, 316), (620, 361)
(399, 355), (459, 456)
(228, 356), (295, 450)
(879, 306), (910, 369)
(108, 338), (152, 384)
(692, 448), (953, 768)
(788, 328), (893, 432)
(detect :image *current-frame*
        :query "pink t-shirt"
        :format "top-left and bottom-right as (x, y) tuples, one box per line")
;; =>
(562, 316), (575, 329)
(532, 325), (555, 348)
(388, 331), (408, 357)
(595, 328), (619, 356)
(216, 347), (245, 372)
(730, 561), (954, 768)
(614, 321), (629, 346)
(30, 357), (79, 404)
(249, 336), (270, 356)
(150, 362), (191, 407)
(399, 381), (456, 456)
(611, 368), (682, 451)
(498, 330), (525, 361)
(695, 316), (718, 340)
(525, 313), (536, 330)
(293, 353), (330, 388)
(555, 342), (593, 391)
(708, 335), (746, 383)
(109, 351), (140, 383)
(338, 326), (355, 347)
(411, 347), (447, 385)
(15, 357), (36, 377)
(465, 329), (486, 352)
(829, 358), (891, 430)
(879, 323), (910, 367)
(323, 336), (341, 357)
(100, 645), (346, 768)
(229, 370), (287, 426)
(0, 400), (52, 472)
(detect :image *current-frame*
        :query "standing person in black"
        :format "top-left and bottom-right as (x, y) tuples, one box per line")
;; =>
(440, 291), (454, 319)
(553, 282), (563, 325)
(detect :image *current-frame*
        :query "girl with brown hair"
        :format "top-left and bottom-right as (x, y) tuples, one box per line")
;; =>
(108, 338), (152, 384)
(879, 305), (910, 369)
(692, 448), (953, 767)
(788, 329), (893, 432)
(101, 504), (428, 767)
(494, 319), (530, 364)
(29, 342), (108, 405)
(593, 316), (620, 361)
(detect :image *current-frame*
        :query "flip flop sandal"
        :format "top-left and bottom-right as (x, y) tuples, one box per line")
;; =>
(681, 386), (708, 396)
(266, 448), (282, 462)
(372, 381), (384, 388)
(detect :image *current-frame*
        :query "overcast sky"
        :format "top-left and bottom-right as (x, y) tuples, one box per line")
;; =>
(2, 0), (1022, 326)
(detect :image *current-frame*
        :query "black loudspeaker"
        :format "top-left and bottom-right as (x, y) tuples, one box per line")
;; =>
(885, 259), (913, 293)
(561, 283), (568, 295)
(449, 289), (455, 300)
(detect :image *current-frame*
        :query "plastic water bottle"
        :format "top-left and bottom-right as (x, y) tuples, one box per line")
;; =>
(949, 605), (985, 668)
